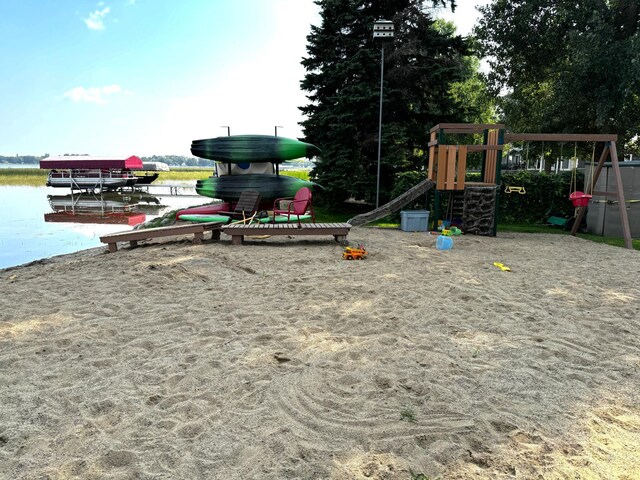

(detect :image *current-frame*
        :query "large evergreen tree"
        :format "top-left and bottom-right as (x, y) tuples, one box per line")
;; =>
(299, 0), (481, 206)
(475, 0), (640, 154)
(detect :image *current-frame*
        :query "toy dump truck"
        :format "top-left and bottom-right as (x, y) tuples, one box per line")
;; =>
(343, 245), (367, 260)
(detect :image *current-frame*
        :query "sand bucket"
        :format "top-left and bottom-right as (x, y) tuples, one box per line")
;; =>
(436, 235), (453, 250)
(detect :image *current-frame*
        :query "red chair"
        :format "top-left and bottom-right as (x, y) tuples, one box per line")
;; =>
(272, 187), (315, 224)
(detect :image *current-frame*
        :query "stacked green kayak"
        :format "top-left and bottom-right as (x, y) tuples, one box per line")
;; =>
(195, 174), (318, 202)
(190, 134), (322, 202)
(191, 135), (321, 163)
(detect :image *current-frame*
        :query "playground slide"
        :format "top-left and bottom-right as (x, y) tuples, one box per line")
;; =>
(347, 178), (435, 226)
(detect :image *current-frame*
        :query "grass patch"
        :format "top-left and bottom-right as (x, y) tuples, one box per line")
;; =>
(400, 408), (417, 423)
(313, 206), (356, 223)
(280, 170), (310, 181)
(156, 169), (212, 182)
(575, 232), (640, 250)
(0, 168), (47, 186)
(0, 168), (309, 186)
(497, 223), (566, 234)
(157, 169), (309, 182)
(498, 223), (640, 250)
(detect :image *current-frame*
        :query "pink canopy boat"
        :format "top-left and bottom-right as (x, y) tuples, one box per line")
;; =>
(40, 155), (143, 190)
(40, 155), (143, 170)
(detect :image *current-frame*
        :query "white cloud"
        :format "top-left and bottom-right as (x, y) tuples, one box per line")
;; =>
(63, 84), (124, 105)
(84, 7), (110, 30)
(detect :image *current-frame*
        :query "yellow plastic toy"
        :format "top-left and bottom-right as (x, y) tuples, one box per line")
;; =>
(343, 245), (367, 260)
(441, 227), (461, 237)
(493, 262), (511, 272)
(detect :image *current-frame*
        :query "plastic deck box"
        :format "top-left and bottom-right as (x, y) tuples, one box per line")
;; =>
(400, 210), (430, 232)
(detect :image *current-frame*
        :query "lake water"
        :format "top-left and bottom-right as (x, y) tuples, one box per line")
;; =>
(0, 164), (39, 169)
(0, 184), (208, 269)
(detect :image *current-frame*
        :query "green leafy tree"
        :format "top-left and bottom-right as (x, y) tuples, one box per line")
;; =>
(300, 0), (489, 206)
(475, 0), (640, 157)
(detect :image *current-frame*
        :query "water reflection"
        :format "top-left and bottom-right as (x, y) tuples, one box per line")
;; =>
(0, 186), (204, 269)
(44, 191), (165, 226)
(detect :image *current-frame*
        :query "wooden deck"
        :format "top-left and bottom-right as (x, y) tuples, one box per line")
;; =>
(222, 222), (351, 245)
(100, 222), (222, 252)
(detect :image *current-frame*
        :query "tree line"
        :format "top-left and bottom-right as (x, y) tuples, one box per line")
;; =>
(300, 0), (639, 206)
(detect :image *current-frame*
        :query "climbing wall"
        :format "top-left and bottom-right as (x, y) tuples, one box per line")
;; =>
(462, 185), (498, 236)
(450, 191), (465, 223)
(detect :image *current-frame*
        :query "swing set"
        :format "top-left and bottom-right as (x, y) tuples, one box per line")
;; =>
(427, 124), (633, 249)
(505, 133), (631, 248)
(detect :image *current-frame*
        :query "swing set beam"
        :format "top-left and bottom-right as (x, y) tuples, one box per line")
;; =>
(505, 133), (618, 142)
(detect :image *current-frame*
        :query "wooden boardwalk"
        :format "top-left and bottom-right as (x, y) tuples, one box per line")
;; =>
(222, 222), (351, 245)
(100, 222), (222, 252)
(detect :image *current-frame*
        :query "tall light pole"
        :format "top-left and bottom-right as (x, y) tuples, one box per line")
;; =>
(221, 126), (230, 136)
(373, 19), (394, 208)
(275, 125), (283, 136)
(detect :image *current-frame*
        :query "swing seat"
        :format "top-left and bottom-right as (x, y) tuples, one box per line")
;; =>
(569, 191), (592, 207)
(547, 216), (568, 227)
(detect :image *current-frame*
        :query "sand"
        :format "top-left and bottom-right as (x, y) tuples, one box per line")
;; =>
(1, 227), (639, 479)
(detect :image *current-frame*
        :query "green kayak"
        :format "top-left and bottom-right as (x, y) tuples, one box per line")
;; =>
(179, 213), (311, 224)
(178, 214), (231, 223)
(258, 214), (311, 223)
(191, 135), (321, 163)
(196, 174), (319, 201)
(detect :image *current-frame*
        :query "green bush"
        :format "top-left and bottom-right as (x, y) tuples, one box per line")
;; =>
(389, 169), (584, 225)
(390, 171), (429, 210)
(498, 170), (582, 223)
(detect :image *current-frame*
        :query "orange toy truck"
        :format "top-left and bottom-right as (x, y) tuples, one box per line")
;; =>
(343, 245), (367, 260)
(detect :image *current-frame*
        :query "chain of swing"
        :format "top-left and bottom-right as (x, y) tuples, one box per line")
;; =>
(505, 140), (596, 206)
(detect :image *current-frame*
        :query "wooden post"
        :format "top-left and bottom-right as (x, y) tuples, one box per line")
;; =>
(480, 129), (488, 181)
(437, 146), (448, 190)
(571, 145), (609, 237)
(484, 129), (500, 184)
(457, 145), (467, 191)
(492, 128), (505, 236)
(609, 142), (633, 249)
(446, 146), (456, 189)
(433, 128), (446, 229)
(428, 131), (436, 180)
(590, 145), (611, 192)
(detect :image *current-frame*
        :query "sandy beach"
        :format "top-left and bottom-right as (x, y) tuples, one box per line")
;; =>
(1, 227), (639, 479)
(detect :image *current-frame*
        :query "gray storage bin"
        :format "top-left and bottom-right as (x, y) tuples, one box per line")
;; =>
(400, 210), (429, 232)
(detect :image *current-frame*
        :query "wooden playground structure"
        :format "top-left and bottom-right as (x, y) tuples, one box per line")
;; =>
(427, 123), (633, 249)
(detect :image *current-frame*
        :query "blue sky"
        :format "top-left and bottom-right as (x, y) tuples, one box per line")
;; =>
(0, 0), (485, 157)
